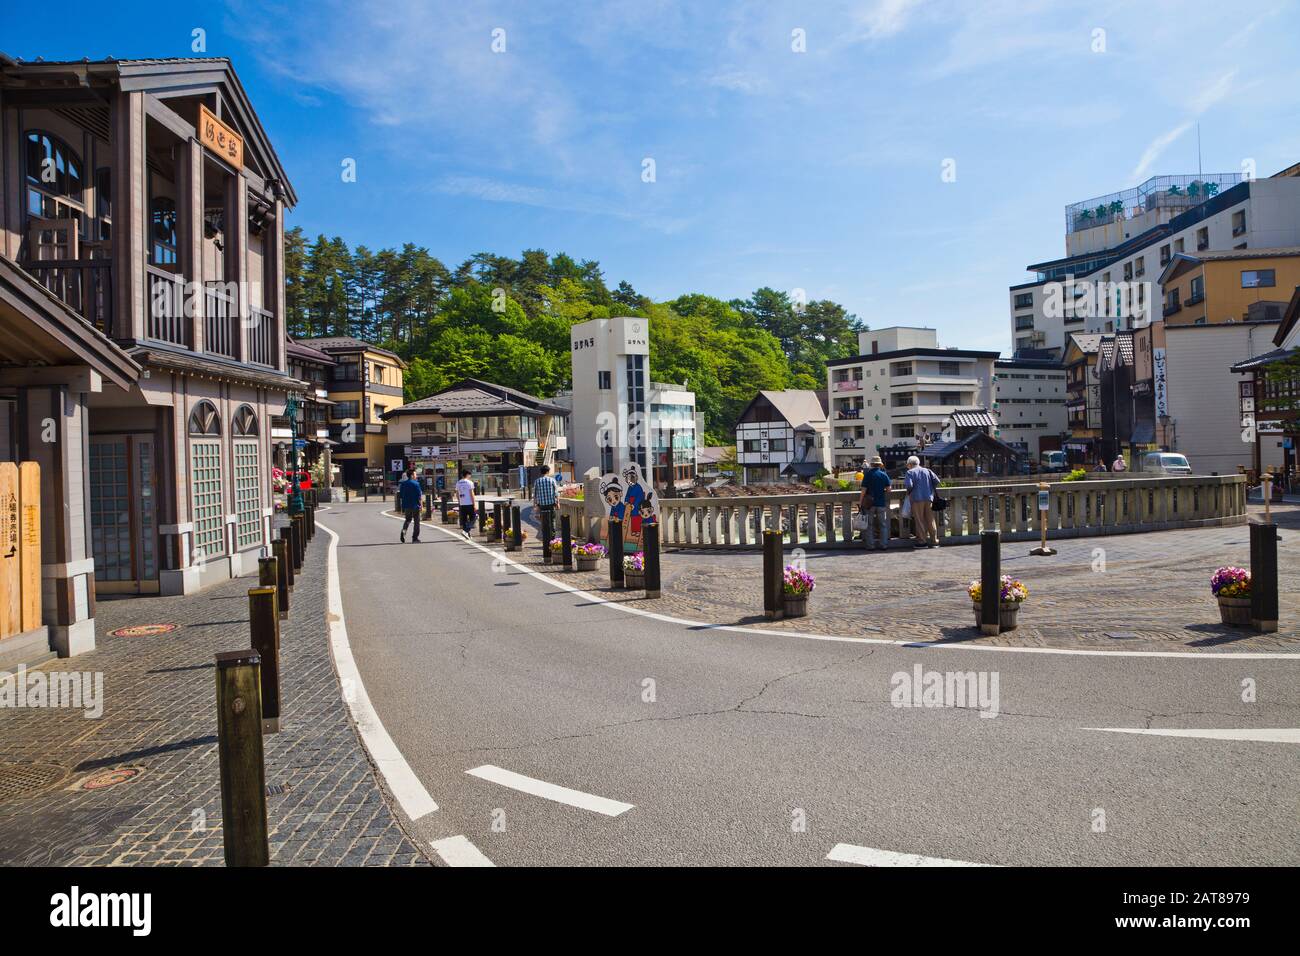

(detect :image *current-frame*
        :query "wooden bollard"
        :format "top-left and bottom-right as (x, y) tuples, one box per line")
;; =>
(609, 519), (625, 587)
(1250, 521), (1279, 633)
(561, 514), (573, 569)
(502, 504), (513, 540)
(277, 528), (295, 590)
(215, 649), (269, 867)
(541, 509), (554, 564)
(491, 502), (504, 541)
(644, 519), (661, 599)
(291, 514), (304, 570)
(441, 492), (454, 524)
(762, 528), (783, 620)
(248, 587), (281, 733)
(271, 540), (291, 616)
(477, 500), (487, 534)
(979, 530), (1001, 635)
(512, 505), (523, 550)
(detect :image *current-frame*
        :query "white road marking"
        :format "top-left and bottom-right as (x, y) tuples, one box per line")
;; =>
(319, 521), (439, 821)
(430, 835), (495, 867)
(383, 509), (1300, 660)
(1085, 727), (1300, 743)
(466, 764), (635, 817)
(827, 843), (996, 867)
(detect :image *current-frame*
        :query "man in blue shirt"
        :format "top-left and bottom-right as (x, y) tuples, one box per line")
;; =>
(398, 467), (423, 543)
(904, 454), (940, 548)
(858, 455), (893, 551)
(532, 464), (559, 532)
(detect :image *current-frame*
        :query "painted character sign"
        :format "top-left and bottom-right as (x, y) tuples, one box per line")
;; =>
(599, 462), (659, 551)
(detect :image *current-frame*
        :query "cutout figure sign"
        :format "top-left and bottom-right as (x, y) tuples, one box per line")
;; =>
(598, 462), (659, 552)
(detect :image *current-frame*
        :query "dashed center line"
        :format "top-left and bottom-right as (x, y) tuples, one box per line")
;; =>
(430, 835), (495, 867)
(827, 844), (996, 867)
(466, 764), (635, 817)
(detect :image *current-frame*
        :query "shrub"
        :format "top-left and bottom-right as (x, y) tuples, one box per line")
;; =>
(1061, 468), (1088, 482)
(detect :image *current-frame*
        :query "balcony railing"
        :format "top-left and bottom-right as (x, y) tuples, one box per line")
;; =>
(247, 305), (275, 367)
(836, 409), (862, 420)
(146, 265), (190, 347)
(25, 259), (113, 337)
(204, 282), (238, 358)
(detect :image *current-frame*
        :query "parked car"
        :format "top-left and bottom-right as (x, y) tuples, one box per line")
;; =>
(1039, 450), (1068, 473)
(1140, 452), (1192, 476)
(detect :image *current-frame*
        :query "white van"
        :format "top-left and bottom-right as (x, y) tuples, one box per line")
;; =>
(1140, 452), (1192, 475)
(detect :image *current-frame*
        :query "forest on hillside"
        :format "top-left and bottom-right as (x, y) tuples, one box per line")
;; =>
(283, 227), (865, 442)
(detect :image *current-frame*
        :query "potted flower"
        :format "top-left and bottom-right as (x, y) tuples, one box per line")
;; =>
(573, 541), (607, 571)
(505, 528), (528, 552)
(483, 517), (498, 540)
(546, 537), (563, 564)
(1211, 566), (1251, 626)
(783, 566), (815, 617)
(623, 551), (645, 590)
(968, 575), (1028, 631)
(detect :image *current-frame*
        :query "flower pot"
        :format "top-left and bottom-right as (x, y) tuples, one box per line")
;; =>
(624, 570), (645, 590)
(1217, 595), (1251, 627)
(784, 594), (809, 618)
(576, 555), (600, 572)
(973, 601), (1021, 631)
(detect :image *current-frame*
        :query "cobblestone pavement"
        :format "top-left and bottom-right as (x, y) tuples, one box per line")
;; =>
(0, 519), (429, 867)
(499, 503), (1300, 654)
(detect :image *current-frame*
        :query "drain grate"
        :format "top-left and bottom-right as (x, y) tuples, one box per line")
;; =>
(0, 762), (68, 802)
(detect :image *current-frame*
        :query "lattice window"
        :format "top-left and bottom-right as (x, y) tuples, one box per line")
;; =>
(190, 439), (225, 560)
(189, 400), (221, 436)
(233, 404), (259, 436)
(234, 440), (262, 550)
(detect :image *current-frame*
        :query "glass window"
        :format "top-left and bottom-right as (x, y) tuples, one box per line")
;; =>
(190, 440), (225, 560)
(234, 440), (262, 550)
(25, 130), (83, 221)
(151, 196), (178, 265)
(1241, 269), (1275, 288)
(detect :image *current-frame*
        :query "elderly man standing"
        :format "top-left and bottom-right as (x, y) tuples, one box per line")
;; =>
(904, 455), (940, 548)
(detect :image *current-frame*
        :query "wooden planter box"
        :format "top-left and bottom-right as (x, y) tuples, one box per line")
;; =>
(1217, 596), (1251, 627)
(576, 555), (600, 572)
(505, 538), (525, 552)
(784, 594), (809, 618)
(973, 601), (1021, 631)
(624, 571), (645, 590)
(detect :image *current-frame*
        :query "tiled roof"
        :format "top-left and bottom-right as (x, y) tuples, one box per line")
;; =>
(947, 407), (997, 429)
(285, 337), (335, 364)
(294, 336), (404, 364)
(385, 378), (568, 418)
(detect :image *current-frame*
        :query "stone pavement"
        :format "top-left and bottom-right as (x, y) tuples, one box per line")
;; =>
(0, 520), (429, 866)
(503, 503), (1300, 654)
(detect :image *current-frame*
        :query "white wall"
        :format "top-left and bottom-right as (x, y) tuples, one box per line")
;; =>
(1163, 323), (1285, 474)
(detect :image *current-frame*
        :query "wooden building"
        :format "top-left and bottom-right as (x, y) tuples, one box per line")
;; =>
(0, 56), (298, 659)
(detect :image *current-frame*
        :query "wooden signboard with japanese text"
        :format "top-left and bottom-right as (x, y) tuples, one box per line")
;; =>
(199, 103), (244, 169)
(0, 462), (41, 640)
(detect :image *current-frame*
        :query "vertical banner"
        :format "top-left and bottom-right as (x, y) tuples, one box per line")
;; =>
(19, 462), (41, 633)
(0, 462), (19, 638)
(599, 462), (659, 552)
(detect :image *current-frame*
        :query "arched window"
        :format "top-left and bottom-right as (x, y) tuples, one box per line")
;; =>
(151, 196), (178, 266)
(24, 130), (83, 220)
(232, 405), (259, 436)
(188, 400), (221, 436)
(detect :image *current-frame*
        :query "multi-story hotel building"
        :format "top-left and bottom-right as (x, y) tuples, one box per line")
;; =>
(992, 357), (1068, 456)
(825, 327), (997, 470)
(295, 336), (405, 488)
(1009, 170), (1300, 357)
(0, 56), (298, 660)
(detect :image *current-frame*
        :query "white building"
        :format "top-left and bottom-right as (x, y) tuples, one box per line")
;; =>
(992, 358), (1069, 456)
(826, 327), (997, 470)
(1009, 172), (1300, 357)
(734, 390), (830, 484)
(561, 316), (700, 487)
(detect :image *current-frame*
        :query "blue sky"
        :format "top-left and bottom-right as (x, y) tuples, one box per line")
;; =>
(4, 0), (1299, 354)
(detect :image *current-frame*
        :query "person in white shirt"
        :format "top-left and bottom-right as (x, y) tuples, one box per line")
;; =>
(1111, 455), (1127, 472)
(455, 470), (476, 539)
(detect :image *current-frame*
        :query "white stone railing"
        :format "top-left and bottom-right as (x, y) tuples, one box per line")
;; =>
(555, 474), (1247, 550)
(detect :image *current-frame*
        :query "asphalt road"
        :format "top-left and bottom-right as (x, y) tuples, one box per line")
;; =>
(321, 501), (1299, 867)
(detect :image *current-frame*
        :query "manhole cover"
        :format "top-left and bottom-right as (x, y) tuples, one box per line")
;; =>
(66, 766), (143, 792)
(108, 623), (178, 638)
(0, 762), (68, 802)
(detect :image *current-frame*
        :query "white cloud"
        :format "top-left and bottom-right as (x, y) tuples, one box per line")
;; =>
(857, 0), (927, 40)
(1130, 121), (1193, 181)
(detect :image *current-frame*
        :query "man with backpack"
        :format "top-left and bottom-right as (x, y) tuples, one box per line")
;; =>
(858, 456), (893, 551)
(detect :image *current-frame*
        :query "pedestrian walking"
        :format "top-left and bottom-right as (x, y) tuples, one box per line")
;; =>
(532, 464), (559, 533)
(859, 455), (892, 551)
(398, 468), (422, 543)
(904, 455), (940, 548)
(456, 468), (476, 540)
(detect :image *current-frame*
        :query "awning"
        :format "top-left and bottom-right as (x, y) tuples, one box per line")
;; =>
(1129, 422), (1155, 444)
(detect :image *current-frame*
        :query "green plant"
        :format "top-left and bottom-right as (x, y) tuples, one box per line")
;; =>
(1060, 468), (1088, 482)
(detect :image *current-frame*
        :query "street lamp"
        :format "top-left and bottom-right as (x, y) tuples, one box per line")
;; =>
(285, 393), (304, 515)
